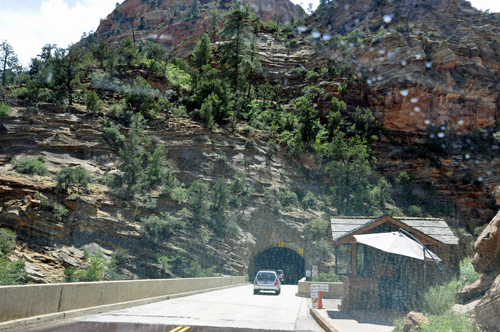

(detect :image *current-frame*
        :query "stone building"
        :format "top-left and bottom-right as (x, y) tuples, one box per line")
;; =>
(329, 216), (458, 311)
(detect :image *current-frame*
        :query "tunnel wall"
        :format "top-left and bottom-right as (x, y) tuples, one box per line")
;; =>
(0, 276), (245, 323)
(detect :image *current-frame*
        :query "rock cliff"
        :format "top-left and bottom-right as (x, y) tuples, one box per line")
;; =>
(96, 0), (305, 48)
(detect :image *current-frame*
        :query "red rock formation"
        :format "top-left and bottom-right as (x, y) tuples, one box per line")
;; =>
(96, 0), (304, 48)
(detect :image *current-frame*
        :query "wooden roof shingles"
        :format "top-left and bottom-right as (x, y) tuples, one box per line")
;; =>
(330, 216), (458, 245)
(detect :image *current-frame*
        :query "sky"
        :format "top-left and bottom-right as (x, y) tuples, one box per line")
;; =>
(1, 0), (499, 67)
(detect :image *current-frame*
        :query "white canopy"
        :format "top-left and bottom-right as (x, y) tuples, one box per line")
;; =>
(353, 231), (442, 262)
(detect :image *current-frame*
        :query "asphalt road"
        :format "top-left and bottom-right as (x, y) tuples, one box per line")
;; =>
(12, 285), (322, 332)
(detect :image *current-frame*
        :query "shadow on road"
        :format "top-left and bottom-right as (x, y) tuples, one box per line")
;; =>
(327, 309), (404, 326)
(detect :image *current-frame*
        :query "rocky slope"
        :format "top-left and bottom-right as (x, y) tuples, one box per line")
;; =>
(96, 0), (305, 48)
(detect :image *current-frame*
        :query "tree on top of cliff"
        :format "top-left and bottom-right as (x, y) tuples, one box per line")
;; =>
(218, 2), (254, 93)
(0, 40), (20, 89)
(52, 45), (88, 105)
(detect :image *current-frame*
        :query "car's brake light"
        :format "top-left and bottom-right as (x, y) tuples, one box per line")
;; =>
(274, 279), (279, 285)
(254, 278), (258, 284)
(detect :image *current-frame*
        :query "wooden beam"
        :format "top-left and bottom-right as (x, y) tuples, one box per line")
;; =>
(351, 244), (357, 277)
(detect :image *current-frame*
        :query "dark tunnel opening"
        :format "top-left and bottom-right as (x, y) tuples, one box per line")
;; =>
(249, 247), (305, 284)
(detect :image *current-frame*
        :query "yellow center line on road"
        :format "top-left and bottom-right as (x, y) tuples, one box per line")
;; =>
(217, 294), (253, 319)
(193, 294), (251, 318)
(178, 327), (191, 332)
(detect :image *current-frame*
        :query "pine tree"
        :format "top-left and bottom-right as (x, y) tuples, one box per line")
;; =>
(218, 2), (253, 93)
(205, 2), (222, 43)
(0, 40), (20, 88)
(190, 0), (200, 17)
(92, 41), (110, 68)
(193, 33), (212, 69)
(52, 45), (87, 105)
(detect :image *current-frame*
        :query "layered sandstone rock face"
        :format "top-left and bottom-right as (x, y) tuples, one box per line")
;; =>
(306, 0), (500, 134)
(96, 0), (304, 48)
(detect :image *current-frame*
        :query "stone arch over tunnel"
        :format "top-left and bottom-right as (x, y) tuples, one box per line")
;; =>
(249, 247), (305, 284)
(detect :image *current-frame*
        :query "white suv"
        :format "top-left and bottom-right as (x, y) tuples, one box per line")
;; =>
(253, 270), (281, 295)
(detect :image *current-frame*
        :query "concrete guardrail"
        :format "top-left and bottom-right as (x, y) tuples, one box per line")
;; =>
(0, 276), (246, 325)
(296, 277), (343, 299)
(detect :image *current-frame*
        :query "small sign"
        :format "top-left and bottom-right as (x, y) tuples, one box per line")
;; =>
(312, 265), (318, 277)
(311, 283), (329, 292)
(310, 290), (319, 298)
(306, 270), (311, 277)
(298, 248), (304, 255)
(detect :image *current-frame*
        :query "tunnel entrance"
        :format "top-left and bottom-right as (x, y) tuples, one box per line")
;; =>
(249, 247), (305, 285)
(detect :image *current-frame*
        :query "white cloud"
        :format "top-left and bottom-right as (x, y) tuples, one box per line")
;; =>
(0, 0), (117, 67)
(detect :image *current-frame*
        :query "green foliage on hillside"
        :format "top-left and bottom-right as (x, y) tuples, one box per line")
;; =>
(0, 228), (26, 285)
(11, 156), (47, 175)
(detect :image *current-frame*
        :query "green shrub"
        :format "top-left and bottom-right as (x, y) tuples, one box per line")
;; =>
(86, 90), (104, 114)
(102, 119), (126, 147)
(77, 250), (108, 281)
(112, 248), (129, 266)
(0, 257), (25, 285)
(40, 197), (68, 219)
(420, 312), (478, 332)
(11, 156), (47, 175)
(64, 266), (78, 282)
(56, 166), (92, 191)
(301, 191), (318, 209)
(0, 228), (16, 255)
(459, 256), (481, 287)
(312, 271), (341, 282)
(142, 214), (176, 244)
(0, 102), (11, 116)
(165, 63), (191, 90)
(418, 278), (460, 315)
(408, 205), (423, 217)
(388, 208), (403, 217)
(277, 187), (299, 210)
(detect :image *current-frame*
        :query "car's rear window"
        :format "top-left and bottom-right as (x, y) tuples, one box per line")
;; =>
(257, 272), (275, 281)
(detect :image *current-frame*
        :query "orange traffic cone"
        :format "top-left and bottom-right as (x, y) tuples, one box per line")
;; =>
(318, 290), (324, 309)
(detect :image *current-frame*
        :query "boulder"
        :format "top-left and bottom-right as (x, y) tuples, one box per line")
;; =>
(456, 273), (496, 303)
(472, 210), (500, 274)
(474, 273), (500, 332)
(403, 312), (429, 332)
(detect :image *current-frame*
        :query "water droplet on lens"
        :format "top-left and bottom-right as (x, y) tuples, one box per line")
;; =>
(401, 90), (409, 96)
(378, 76), (383, 81)
(440, 126), (446, 131)
(411, 97), (419, 103)
(426, 62), (432, 68)
(298, 26), (307, 32)
(367, 79), (373, 84)
(323, 34), (331, 41)
(458, 119), (464, 125)
(349, 42), (355, 48)
(383, 15), (393, 23)
(401, 60), (407, 66)
(425, 120), (431, 125)
(369, 67), (374, 72)
(311, 31), (321, 38)
(414, 107), (421, 112)
(344, 4), (349, 10)
(430, 133), (435, 138)
(341, 40), (346, 45)
(379, 49), (386, 55)
(438, 132), (445, 138)
(465, 154), (471, 159)
(478, 177), (484, 182)
(415, 54), (422, 60)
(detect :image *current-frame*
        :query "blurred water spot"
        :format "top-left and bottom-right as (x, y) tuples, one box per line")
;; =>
(465, 154), (471, 159)
(344, 4), (349, 10)
(377, 76), (383, 81)
(298, 26), (307, 32)
(146, 34), (158, 40)
(160, 34), (174, 40)
(379, 49), (386, 55)
(311, 31), (321, 38)
(440, 125), (446, 131)
(426, 62), (432, 68)
(388, 51), (395, 58)
(415, 54), (422, 60)
(478, 177), (484, 182)
(349, 42), (355, 48)
(414, 107), (421, 112)
(425, 120), (431, 125)
(341, 40), (347, 45)
(383, 15), (393, 23)
(400, 90), (409, 96)
(411, 97), (419, 103)
(430, 133), (435, 138)
(401, 60), (407, 66)
(369, 67), (374, 72)
(367, 79), (373, 84)
(458, 119), (465, 125)
(438, 132), (445, 138)
(323, 34), (331, 41)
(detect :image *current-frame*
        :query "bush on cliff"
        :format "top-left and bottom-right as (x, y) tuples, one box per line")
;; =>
(11, 156), (47, 175)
